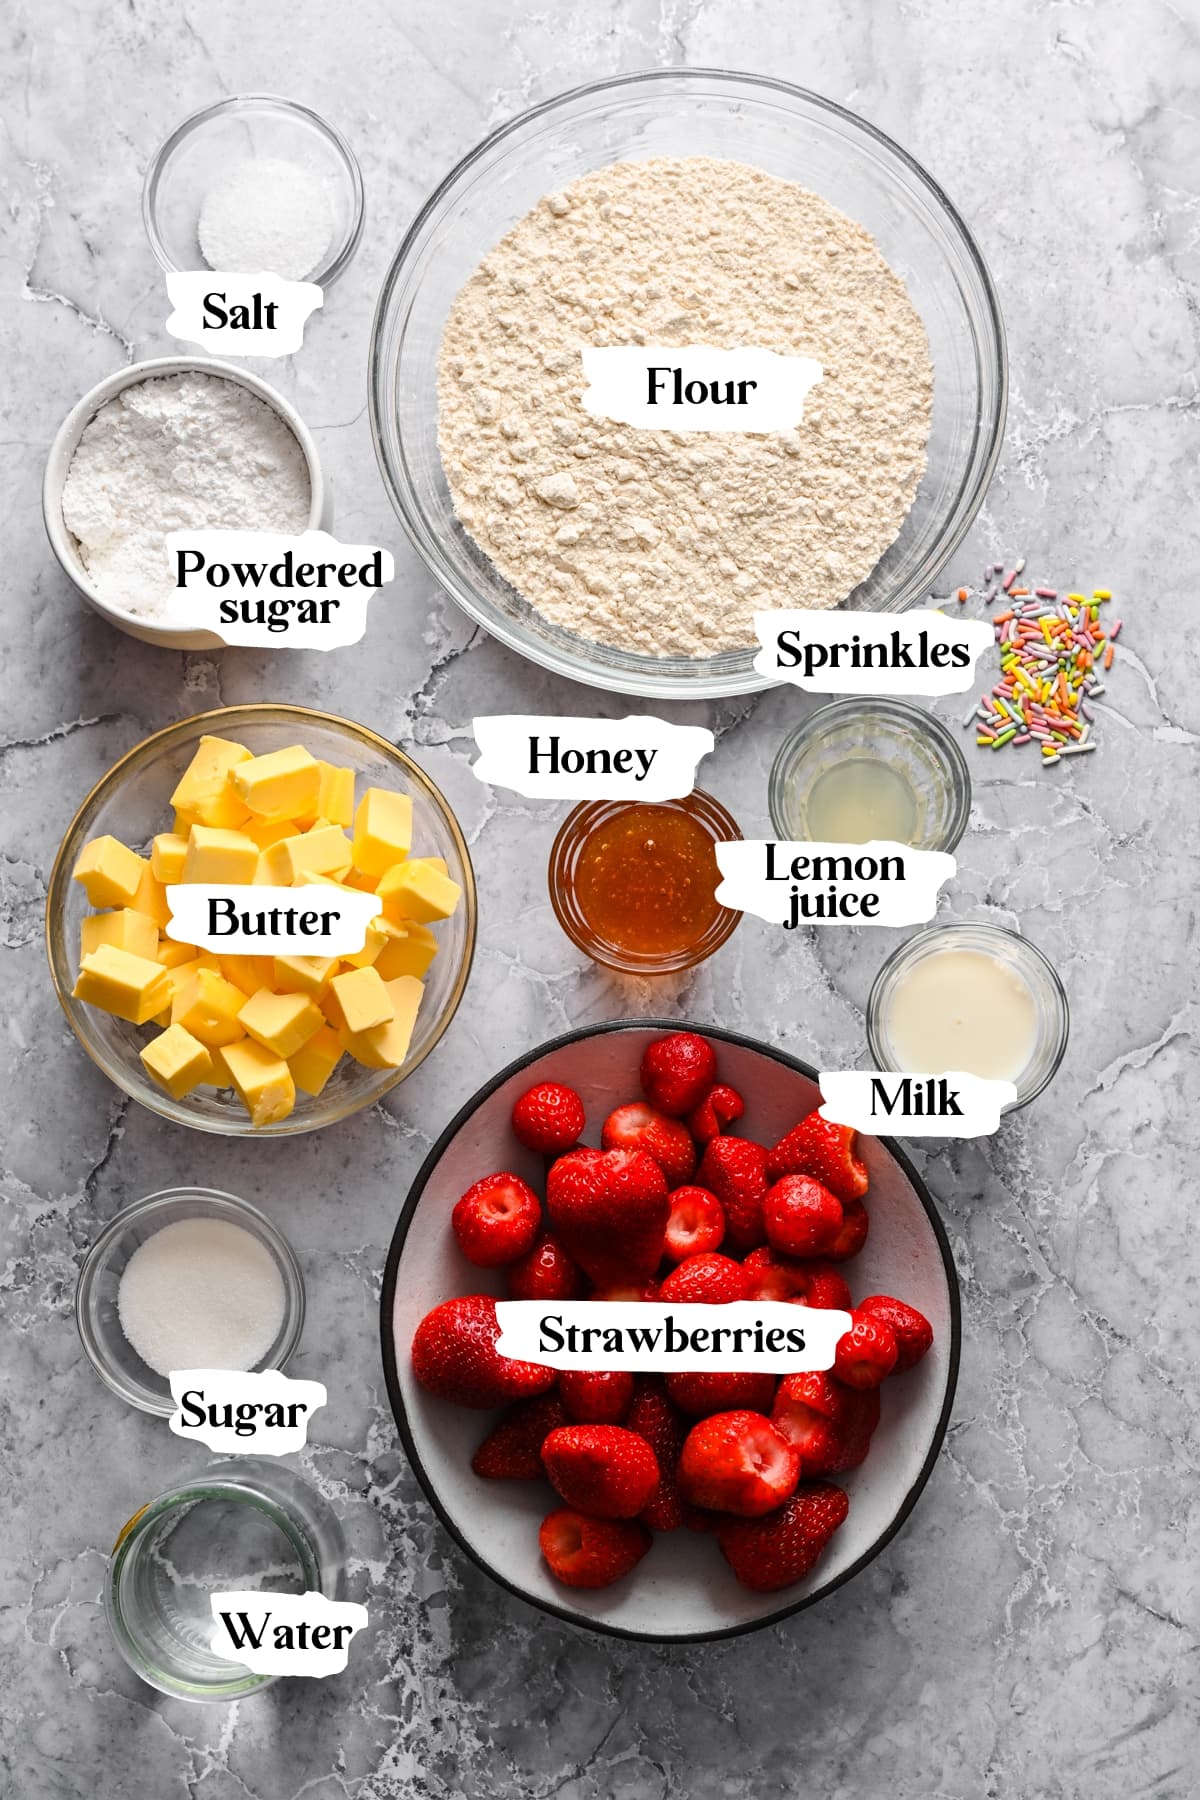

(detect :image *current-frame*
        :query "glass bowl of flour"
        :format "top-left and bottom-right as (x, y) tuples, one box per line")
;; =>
(371, 69), (1006, 700)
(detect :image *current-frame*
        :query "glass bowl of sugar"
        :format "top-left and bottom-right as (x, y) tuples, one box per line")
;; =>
(76, 1188), (306, 1417)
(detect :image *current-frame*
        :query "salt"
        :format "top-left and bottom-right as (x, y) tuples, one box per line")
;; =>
(117, 1216), (286, 1377)
(198, 157), (334, 281)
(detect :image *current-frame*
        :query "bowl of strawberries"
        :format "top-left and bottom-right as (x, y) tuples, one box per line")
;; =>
(380, 1021), (960, 1640)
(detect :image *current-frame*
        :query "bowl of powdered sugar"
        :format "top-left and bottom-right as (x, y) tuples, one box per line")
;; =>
(44, 356), (328, 647)
(371, 70), (1006, 699)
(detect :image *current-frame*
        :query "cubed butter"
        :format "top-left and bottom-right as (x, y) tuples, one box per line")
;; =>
(230, 745), (321, 819)
(244, 814), (298, 850)
(140, 1024), (215, 1100)
(340, 975), (424, 1070)
(130, 863), (172, 929)
(169, 735), (251, 810)
(220, 1038), (296, 1128)
(218, 953), (276, 998)
(156, 936), (198, 970)
(288, 1023), (344, 1096)
(182, 826), (260, 885)
(340, 915), (397, 970)
(265, 825), (351, 885)
(377, 858), (462, 925)
(239, 987), (325, 1059)
(151, 833), (188, 884)
(324, 964), (394, 1035)
(72, 836), (147, 909)
(315, 763), (355, 828)
(352, 788), (413, 880)
(273, 953), (338, 996)
(171, 967), (247, 1047)
(375, 921), (439, 982)
(80, 908), (159, 962)
(190, 784), (252, 830)
(73, 945), (171, 1025)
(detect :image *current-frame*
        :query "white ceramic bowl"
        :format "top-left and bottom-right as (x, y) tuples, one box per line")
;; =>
(381, 1020), (960, 1641)
(42, 355), (332, 650)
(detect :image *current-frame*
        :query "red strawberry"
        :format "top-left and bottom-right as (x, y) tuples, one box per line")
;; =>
(659, 1252), (749, 1306)
(802, 1262), (854, 1311)
(589, 1277), (659, 1303)
(681, 1503), (725, 1532)
(664, 1184), (726, 1260)
(559, 1369), (635, 1424)
(546, 1147), (669, 1285)
(511, 1081), (585, 1155)
(697, 1137), (769, 1252)
(823, 1198), (870, 1263)
(858, 1294), (933, 1372)
(640, 1031), (718, 1116)
(666, 1370), (777, 1419)
(411, 1295), (556, 1409)
(766, 1113), (868, 1202)
(601, 1101), (697, 1187)
(539, 1509), (651, 1589)
(771, 1372), (878, 1474)
(717, 1482), (849, 1591)
(541, 1424), (660, 1519)
(507, 1233), (583, 1302)
(471, 1396), (568, 1479)
(451, 1172), (542, 1267)
(763, 1175), (844, 1259)
(678, 1410), (800, 1517)
(741, 1248), (851, 1311)
(627, 1376), (687, 1530)
(833, 1310), (898, 1389)
(686, 1083), (745, 1144)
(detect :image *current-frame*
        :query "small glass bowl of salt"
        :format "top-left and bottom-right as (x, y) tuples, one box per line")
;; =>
(143, 94), (364, 287)
(76, 1188), (306, 1416)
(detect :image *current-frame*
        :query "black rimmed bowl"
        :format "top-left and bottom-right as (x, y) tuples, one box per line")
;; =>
(380, 1020), (960, 1642)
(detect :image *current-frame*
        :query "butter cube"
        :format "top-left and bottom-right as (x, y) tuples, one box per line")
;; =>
(130, 863), (172, 929)
(151, 833), (188, 885)
(231, 745), (321, 819)
(170, 735), (251, 811)
(244, 814), (298, 850)
(73, 945), (171, 1025)
(375, 921), (439, 982)
(218, 953), (276, 998)
(156, 936), (198, 970)
(340, 975), (424, 1070)
(377, 858), (462, 925)
(140, 1024), (215, 1100)
(340, 915), (396, 970)
(182, 826), (260, 885)
(288, 1024), (344, 1097)
(171, 967), (247, 1047)
(352, 788), (413, 880)
(239, 987), (325, 1059)
(265, 825), (351, 885)
(190, 784), (252, 830)
(315, 763), (355, 828)
(273, 953), (338, 997)
(220, 1038), (296, 1128)
(72, 836), (146, 909)
(324, 965), (394, 1035)
(80, 908), (159, 963)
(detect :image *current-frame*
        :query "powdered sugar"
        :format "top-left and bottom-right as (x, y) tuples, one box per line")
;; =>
(61, 372), (311, 618)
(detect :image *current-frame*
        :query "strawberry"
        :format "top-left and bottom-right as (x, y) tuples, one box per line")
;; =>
(681, 1502), (725, 1532)
(664, 1184), (726, 1260)
(559, 1369), (635, 1424)
(546, 1147), (669, 1285)
(539, 1509), (652, 1589)
(697, 1137), (769, 1252)
(741, 1248), (850, 1311)
(511, 1081), (585, 1155)
(627, 1376), (687, 1530)
(471, 1395), (568, 1479)
(763, 1175), (844, 1258)
(601, 1101), (697, 1187)
(541, 1424), (660, 1519)
(833, 1310), (898, 1389)
(640, 1031), (718, 1116)
(771, 1372), (879, 1475)
(411, 1295), (556, 1409)
(858, 1294), (933, 1372)
(659, 1252), (749, 1306)
(686, 1083), (745, 1144)
(823, 1197), (870, 1263)
(766, 1113), (868, 1203)
(666, 1369), (777, 1419)
(451, 1172), (542, 1267)
(717, 1482), (849, 1591)
(507, 1233), (584, 1302)
(802, 1262), (854, 1311)
(589, 1278), (659, 1303)
(678, 1410), (800, 1517)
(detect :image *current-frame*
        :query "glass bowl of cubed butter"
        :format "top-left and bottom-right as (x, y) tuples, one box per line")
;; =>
(46, 705), (477, 1135)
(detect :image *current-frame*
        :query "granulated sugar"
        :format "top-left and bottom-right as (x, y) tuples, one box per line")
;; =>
(438, 156), (933, 657)
(117, 1216), (286, 1377)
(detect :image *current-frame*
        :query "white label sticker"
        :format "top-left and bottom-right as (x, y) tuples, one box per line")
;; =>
(471, 714), (713, 801)
(165, 270), (323, 356)
(818, 1069), (1016, 1136)
(168, 1369), (327, 1455)
(209, 1591), (368, 1677)
(580, 345), (823, 433)
(754, 609), (993, 695)
(495, 1301), (851, 1372)
(163, 530), (394, 648)
(714, 840), (954, 928)
(166, 884), (379, 955)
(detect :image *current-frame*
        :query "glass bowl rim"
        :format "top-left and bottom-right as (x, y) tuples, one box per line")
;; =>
(142, 92), (366, 288)
(45, 702), (478, 1135)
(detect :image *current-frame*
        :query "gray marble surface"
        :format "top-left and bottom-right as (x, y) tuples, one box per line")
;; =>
(2, 1), (1197, 1795)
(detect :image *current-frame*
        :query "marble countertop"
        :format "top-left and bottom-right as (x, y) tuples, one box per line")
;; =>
(2, 2), (1196, 1795)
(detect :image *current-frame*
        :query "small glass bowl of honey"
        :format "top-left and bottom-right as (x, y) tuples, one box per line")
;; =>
(548, 791), (743, 974)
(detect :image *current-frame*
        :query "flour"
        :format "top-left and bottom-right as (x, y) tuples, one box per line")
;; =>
(437, 157), (934, 657)
(61, 372), (311, 618)
(198, 157), (334, 281)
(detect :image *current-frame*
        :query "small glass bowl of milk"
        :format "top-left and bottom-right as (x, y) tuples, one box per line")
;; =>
(867, 921), (1070, 1109)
